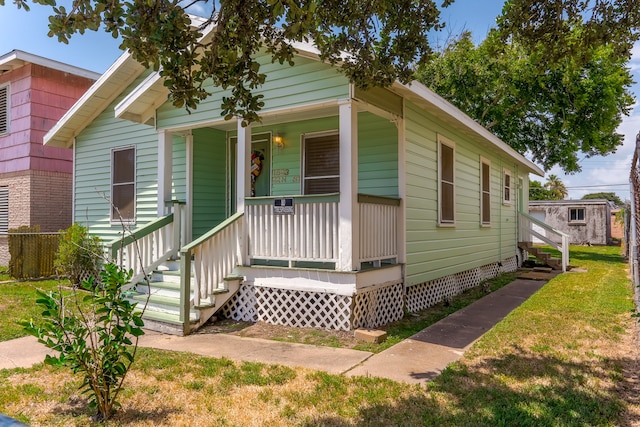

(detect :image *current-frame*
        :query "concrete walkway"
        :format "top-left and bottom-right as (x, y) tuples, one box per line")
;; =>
(0, 276), (548, 384)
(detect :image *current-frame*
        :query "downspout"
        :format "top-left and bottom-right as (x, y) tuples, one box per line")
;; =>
(630, 132), (640, 287)
(72, 137), (76, 223)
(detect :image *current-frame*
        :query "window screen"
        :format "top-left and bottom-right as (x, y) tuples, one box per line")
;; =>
(481, 160), (491, 225)
(112, 147), (135, 222)
(303, 133), (339, 194)
(439, 141), (455, 224)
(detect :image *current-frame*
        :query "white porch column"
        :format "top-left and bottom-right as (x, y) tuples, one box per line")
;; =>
(236, 120), (252, 266)
(338, 100), (359, 271)
(157, 129), (173, 216)
(236, 120), (252, 213)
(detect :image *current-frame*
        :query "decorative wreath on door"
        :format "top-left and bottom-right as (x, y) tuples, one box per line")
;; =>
(251, 150), (264, 196)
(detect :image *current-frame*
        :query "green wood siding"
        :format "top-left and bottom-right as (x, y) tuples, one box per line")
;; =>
(358, 112), (398, 197)
(404, 100), (520, 286)
(74, 72), (160, 243)
(156, 54), (350, 129)
(238, 112), (398, 197)
(192, 128), (227, 238)
(171, 134), (187, 202)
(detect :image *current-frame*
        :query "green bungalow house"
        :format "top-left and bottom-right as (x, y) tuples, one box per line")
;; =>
(44, 23), (565, 335)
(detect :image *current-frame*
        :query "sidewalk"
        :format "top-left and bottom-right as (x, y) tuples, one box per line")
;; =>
(0, 276), (548, 384)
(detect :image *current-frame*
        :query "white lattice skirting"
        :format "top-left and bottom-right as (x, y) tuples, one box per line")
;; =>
(221, 256), (518, 331)
(406, 256), (518, 313)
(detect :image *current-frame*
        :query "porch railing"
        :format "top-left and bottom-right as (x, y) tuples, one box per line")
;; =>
(180, 212), (244, 329)
(519, 211), (570, 272)
(358, 194), (400, 266)
(246, 194), (339, 266)
(106, 213), (177, 286)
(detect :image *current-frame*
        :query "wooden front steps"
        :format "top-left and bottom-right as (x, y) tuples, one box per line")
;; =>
(127, 262), (241, 335)
(518, 242), (563, 271)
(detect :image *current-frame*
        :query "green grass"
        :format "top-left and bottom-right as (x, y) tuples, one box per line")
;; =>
(0, 279), (69, 341)
(0, 246), (635, 425)
(355, 272), (518, 352)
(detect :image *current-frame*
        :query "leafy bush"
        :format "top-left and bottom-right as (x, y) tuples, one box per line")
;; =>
(21, 263), (144, 421)
(54, 223), (102, 286)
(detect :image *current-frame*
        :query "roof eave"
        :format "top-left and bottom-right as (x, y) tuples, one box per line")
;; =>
(392, 80), (545, 177)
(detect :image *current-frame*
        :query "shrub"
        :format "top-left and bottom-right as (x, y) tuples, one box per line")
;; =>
(54, 223), (102, 286)
(21, 263), (144, 421)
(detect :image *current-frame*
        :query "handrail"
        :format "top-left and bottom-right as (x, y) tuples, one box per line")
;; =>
(106, 214), (174, 260)
(245, 193), (340, 205)
(180, 212), (244, 335)
(519, 211), (570, 272)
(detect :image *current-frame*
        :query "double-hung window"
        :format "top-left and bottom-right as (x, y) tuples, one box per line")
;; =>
(503, 169), (512, 205)
(302, 132), (339, 195)
(480, 158), (491, 226)
(569, 207), (585, 223)
(111, 147), (136, 224)
(438, 136), (455, 225)
(0, 84), (9, 135)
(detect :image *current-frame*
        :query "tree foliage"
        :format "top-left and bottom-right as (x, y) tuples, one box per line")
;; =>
(545, 174), (568, 199)
(21, 263), (144, 421)
(4, 0), (447, 126)
(417, 30), (634, 173)
(498, 0), (640, 67)
(529, 180), (556, 200)
(582, 191), (624, 206)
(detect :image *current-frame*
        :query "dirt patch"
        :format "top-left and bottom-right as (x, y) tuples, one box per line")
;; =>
(196, 318), (362, 349)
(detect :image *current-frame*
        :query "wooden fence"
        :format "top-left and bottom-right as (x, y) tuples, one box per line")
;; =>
(8, 230), (61, 279)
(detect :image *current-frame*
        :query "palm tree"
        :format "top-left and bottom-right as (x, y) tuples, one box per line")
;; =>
(544, 174), (568, 200)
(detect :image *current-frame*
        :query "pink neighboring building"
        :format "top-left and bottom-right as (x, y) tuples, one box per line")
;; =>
(0, 50), (99, 264)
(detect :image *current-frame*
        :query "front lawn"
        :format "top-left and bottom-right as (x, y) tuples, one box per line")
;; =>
(0, 279), (66, 341)
(0, 245), (637, 425)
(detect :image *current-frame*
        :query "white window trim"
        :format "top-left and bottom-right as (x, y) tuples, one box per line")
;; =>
(301, 129), (340, 195)
(437, 134), (456, 227)
(503, 168), (512, 205)
(480, 157), (491, 227)
(110, 146), (136, 225)
(568, 207), (586, 224)
(0, 83), (10, 136)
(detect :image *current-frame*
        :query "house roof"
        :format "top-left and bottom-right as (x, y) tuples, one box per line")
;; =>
(0, 50), (101, 80)
(42, 22), (543, 176)
(44, 51), (146, 148)
(530, 199), (612, 206)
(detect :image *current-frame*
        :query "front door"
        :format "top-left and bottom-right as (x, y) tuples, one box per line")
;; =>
(229, 132), (272, 214)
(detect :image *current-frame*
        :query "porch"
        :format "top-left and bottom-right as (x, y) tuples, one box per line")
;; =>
(108, 192), (404, 335)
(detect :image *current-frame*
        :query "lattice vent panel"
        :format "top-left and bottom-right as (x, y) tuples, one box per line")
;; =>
(352, 282), (404, 329)
(220, 283), (258, 322)
(455, 268), (481, 291)
(502, 256), (518, 273)
(255, 287), (353, 331)
(406, 274), (456, 312)
(480, 263), (500, 281)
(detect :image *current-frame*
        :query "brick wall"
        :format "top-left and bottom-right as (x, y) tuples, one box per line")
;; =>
(0, 169), (72, 265)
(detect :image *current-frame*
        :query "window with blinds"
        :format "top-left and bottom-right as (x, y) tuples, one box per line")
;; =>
(111, 147), (136, 223)
(303, 132), (339, 195)
(481, 158), (491, 226)
(0, 186), (8, 233)
(0, 84), (9, 135)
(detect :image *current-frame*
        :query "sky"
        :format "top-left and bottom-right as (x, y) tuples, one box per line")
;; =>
(0, 0), (638, 201)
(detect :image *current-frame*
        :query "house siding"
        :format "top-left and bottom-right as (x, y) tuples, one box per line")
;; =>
(404, 100), (520, 286)
(192, 128), (227, 238)
(74, 72), (159, 243)
(156, 53), (350, 129)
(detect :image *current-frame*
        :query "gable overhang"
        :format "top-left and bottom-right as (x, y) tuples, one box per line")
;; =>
(44, 51), (147, 148)
(115, 27), (323, 124)
(0, 49), (101, 80)
(391, 81), (544, 177)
